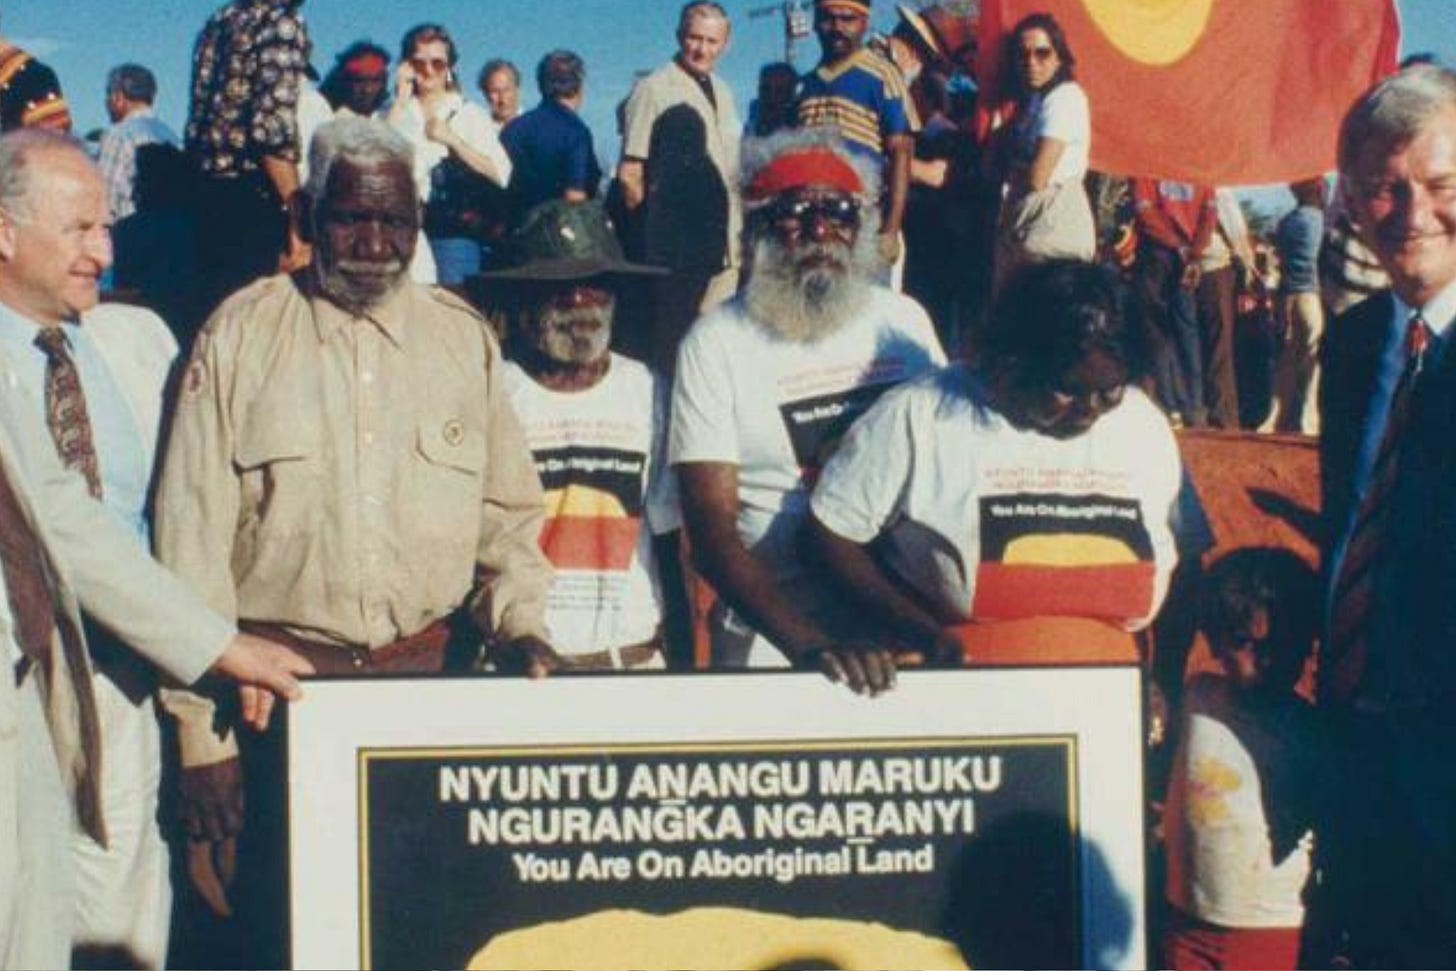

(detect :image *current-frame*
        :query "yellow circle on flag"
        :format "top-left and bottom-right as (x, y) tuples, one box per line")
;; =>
(1080, 0), (1214, 65)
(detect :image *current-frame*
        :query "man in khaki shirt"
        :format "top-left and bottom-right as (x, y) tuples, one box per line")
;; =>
(154, 116), (553, 967)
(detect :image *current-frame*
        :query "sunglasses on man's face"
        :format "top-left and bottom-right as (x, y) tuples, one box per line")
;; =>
(410, 56), (449, 74)
(765, 195), (862, 232)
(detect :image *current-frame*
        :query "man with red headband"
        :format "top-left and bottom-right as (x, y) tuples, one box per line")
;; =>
(797, 0), (917, 285)
(320, 41), (391, 119)
(670, 128), (946, 695)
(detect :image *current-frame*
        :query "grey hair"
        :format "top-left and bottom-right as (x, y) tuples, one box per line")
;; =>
(304, 116), (415, 218)
(1339, 64), (1456, 174)
(678, 1), (730, 35)
(0, 128), (90, 223)
(106, 63), (157, 104)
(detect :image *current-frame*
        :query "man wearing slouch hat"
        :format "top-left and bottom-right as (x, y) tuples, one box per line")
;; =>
(482, 199), (692, 673)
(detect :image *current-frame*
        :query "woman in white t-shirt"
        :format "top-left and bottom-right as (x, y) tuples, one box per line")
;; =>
(992, 13), (1095, 292)
(388, 23), (512, 285)
(810, 259), (1181, 665)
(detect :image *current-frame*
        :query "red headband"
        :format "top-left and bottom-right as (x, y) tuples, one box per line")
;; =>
(745, 148), (865, 201)
(342, 53), (388, 77)
(817, 0), (871, 13)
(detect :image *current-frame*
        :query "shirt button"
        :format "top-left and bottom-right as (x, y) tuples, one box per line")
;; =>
(363, 432), (375, 446)
(362, 371), (374, 384)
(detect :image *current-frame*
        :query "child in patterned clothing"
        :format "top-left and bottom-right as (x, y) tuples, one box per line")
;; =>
(1162, 548), (1323, 971)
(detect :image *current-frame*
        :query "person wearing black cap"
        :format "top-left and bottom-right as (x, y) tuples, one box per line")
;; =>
(482, 200), (691, 671)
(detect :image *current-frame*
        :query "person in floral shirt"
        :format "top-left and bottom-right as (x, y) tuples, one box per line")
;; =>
(185, 0), (312, 314)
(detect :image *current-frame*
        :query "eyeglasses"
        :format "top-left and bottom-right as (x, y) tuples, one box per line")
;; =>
(1019, 45), (1056, 62)
(410, 56), (449, 74)
(764, 195), (861, 231)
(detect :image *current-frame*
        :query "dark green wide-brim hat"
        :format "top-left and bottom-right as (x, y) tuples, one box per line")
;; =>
(479, 199), (667, 281)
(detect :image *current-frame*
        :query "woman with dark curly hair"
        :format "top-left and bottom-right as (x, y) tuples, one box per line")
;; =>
(992, 12), (1096, 292)
(810, 259), (1180, 666)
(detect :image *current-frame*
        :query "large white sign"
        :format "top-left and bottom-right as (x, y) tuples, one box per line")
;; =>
(288, 668), (1145, 970)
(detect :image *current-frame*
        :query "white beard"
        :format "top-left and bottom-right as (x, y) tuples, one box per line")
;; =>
(742, 231), (877, 343)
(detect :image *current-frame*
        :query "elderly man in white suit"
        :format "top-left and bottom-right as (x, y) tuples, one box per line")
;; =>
(0, 126), (182, 969)
(0, 127), (312, 970)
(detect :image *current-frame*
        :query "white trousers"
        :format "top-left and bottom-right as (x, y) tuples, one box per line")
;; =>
(1, 670), (73, 971)
(69, 670), (170, 970)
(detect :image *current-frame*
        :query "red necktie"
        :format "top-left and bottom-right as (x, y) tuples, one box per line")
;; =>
(1324, 314), (1432, 704)
(34, 326), (102, 499)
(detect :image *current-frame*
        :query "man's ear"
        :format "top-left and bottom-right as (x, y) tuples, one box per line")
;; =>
(0, 211), (18, 262)
(291, 191), (314, 245)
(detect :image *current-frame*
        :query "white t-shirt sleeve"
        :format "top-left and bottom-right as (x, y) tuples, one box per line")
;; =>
(645, 370), (682, 535)
(669, 321), (741, 466)
(1035, 82), (1089, 147)
(810, 382), (917, 543)
(910, 297), (949, 366)
(1144, 399), (1183, 625)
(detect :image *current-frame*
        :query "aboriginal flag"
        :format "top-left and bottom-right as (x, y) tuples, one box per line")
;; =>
(974, 493), (1156, 623)
(977, 0), (1400, 184)
(535, 446), (646, 572)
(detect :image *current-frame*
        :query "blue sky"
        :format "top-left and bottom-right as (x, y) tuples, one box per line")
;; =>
(12, 0), (1456, 192)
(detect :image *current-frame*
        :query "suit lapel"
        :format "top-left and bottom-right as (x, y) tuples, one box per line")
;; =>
(0, 425), (106, 845)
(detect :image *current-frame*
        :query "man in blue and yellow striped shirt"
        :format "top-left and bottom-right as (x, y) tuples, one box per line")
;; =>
(796, 0), (918, 272)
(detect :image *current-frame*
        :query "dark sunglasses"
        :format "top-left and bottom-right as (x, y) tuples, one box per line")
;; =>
(1020, 45), (1056, 62)
(765, 195), (862, 230)
(410, 56), (449, 73)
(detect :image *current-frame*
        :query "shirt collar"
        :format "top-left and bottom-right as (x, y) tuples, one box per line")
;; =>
(305, 274), (412, 349)
(1394, 277), (1456, 341)
(0, 300), (80, 345)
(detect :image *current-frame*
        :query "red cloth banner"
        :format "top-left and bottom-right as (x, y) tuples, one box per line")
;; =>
(977, 0), (1400, 184)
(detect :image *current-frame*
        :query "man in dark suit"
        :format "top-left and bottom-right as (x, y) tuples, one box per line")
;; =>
(1318, 64), (1456, 969)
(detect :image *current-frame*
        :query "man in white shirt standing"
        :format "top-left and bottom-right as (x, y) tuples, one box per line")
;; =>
(670, 128), (945, 694)
(485, 200), (689, 672)
(96, 63), (179, 223)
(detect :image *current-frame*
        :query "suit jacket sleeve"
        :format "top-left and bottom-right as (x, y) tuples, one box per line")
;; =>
(0, 392), (233, 686)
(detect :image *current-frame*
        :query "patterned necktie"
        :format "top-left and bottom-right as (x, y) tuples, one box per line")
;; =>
(34, 326), (102, 499)
(0, 451), (57, 670)
(1324, 313), (1432, 704)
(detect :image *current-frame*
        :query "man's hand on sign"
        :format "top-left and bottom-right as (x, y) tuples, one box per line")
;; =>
(179, 757), (245, 916)
(798, 641), (898, 697)
(894, 630), (964, 669)
(493, 634), (566, 678)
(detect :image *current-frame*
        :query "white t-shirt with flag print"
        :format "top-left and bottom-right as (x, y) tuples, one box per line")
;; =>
(669, 287), (946, 664)
(811, 365), (1180, 630)
(504, 354), (679, 658)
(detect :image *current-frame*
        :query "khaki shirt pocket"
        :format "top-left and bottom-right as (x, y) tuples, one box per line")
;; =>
(416, 419), (486, 476)
(414, 420), (488, 575)
(233, 408), (321, 543)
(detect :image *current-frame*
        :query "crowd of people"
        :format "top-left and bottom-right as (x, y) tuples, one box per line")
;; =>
(0, 0), (1452, 969)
